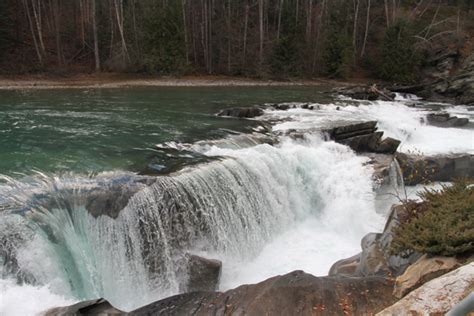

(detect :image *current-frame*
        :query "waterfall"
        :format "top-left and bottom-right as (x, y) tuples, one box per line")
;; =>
(0, 134), (384, 312)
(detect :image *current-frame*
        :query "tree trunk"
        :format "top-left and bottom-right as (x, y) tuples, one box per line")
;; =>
(258, 0), (264, 69)
(52, 0), (62, 66)
(306, 0), (312, 42)
(182, 0), (189, 64)
(312, 0), (326, 73)
(23, 0), (42, 64)
(276, 0), (283, 40)
(208, 0), (213, 74)
(114, 0), (130, 63)
(361, 0), (371, 57)
(384, 0), (390, 27)
(243, 1), (249, 64)
(132, 0), (141, 59)
(31, 0), (45, 54)
(226, 0), (231, 73)
(353, 0), (360, 52)
(92, 0), (100, 71)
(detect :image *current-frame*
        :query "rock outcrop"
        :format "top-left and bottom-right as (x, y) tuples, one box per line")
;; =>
(377, 263), (474, 316)
(325, 121), (401, 155)
(217, 106), (264, 118)
(393, 254), (464, 298)
(41, 299), (124, 316)
(426, 112), (469, 127)
(186, 254), (222, 292)
(84, 177), (155, 218)
(396, 152), (474, 185)
(130, 271), (396, 316)
(329, 204), (422, 278)
(392, 52), (474, 105)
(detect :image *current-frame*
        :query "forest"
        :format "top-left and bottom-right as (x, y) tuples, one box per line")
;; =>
(0, 0), (473, 82)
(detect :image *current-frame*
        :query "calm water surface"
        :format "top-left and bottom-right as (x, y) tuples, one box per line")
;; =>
(0, 86), (329, 176)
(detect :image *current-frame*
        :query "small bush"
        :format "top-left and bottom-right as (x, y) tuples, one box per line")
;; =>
(391, 179), (474, 257)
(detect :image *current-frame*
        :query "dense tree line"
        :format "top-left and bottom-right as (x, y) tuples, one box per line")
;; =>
(0, 0), (473, 82)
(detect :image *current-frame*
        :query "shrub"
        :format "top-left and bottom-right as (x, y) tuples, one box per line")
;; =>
(391, 179), (474, 257)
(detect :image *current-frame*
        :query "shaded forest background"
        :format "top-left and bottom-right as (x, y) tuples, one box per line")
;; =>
(0, 0), (473, 82)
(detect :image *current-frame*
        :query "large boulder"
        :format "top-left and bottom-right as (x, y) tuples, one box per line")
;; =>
(396, 152), (474, 185)
(217, 107), (264, 118)
(377, 263), (474, 316)
(186, 254), (222, 292)
(130, 271), (396, 315)
(426, 112), (469, 127)
(393, 254), (465, 298)
(328, 254), (360, 276)
(326, 121), (400, 154)
(40, 299), (124, 316)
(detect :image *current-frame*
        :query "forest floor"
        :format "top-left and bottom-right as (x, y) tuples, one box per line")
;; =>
(0, 73), (371, 90)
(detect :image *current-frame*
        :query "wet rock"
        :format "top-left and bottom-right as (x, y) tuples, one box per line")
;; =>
(377, 263), (474, 316)
(273, 103), (291, 110)
(374, 138), (401, 155)
(378, 204), (422, 275)
(329, 204), (421, 278)
(363, 153), (398, 187)
(328, 254), (360, 276)
(393, 254), (464, 298)
(130, 271), (396, 316)
(330, 121), (378, 139)
(85, 176), (156, 218)
(396, 152), (474, 185)
(217, 106), (264, 118)
(41, 298), (124, 316)
(356, 233), (391, 277)
(186, 254), (222, 292)
(426, 112), (469, 127)
(326, 121), (400, 154)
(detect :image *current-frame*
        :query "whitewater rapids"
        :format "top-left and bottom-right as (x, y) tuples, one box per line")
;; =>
(1, 95), (472, 315)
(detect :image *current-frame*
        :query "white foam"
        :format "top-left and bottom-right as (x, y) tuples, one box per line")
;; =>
(0, 279), (76, 316)
(262, 101), (473, 155)
(201, 136), (386, 289)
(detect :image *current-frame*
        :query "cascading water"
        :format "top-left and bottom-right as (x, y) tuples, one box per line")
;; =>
(0, 133), (385, 313)
(2, 93), (470, 315)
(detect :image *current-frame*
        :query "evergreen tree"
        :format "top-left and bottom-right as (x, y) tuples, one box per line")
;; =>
(142, 3), (186, 74)
(322, 3), (353, 79)
(378, 20), (421, 83)
(270, 4), (303, 77)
